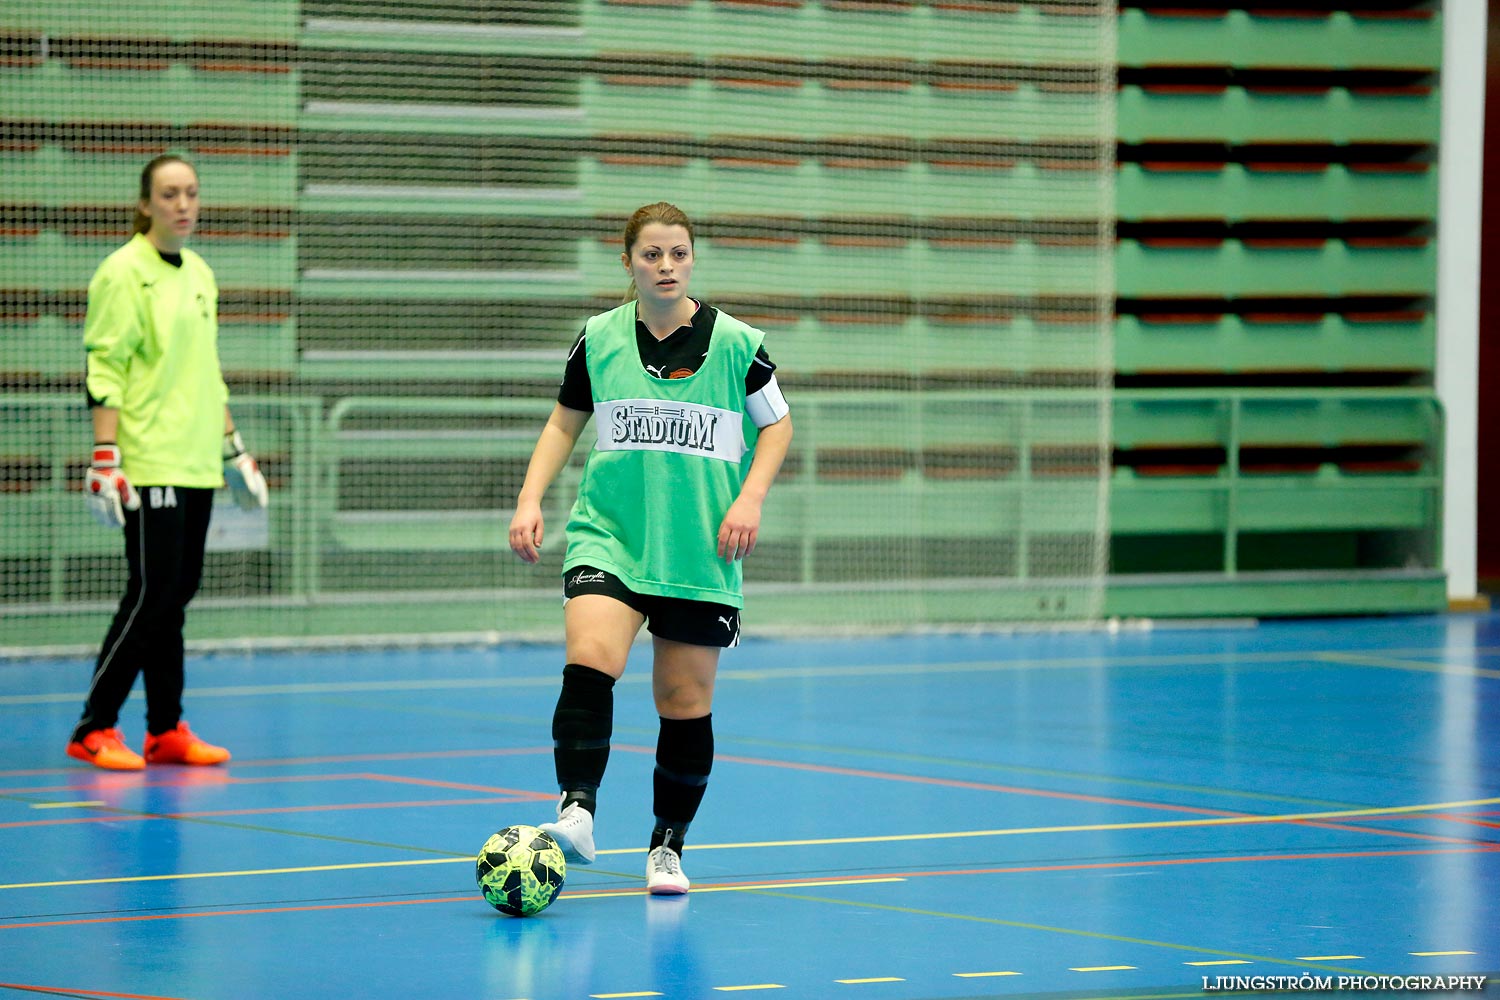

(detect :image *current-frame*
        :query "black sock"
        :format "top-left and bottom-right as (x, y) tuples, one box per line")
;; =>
(651, 713), (713, 852)
(650, 823), (686, 855)
(552, 663), (615, 814)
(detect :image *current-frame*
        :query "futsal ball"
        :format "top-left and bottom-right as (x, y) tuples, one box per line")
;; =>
(476, 824), (567, 916)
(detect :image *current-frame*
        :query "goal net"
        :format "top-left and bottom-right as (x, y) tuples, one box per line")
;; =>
(0, 0), (1114, 648)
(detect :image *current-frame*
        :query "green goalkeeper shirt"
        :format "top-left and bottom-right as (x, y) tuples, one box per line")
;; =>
(84, 233), (228, 488)
(564, 301), (764, 607)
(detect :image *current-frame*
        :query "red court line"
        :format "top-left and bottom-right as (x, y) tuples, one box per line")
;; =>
(232, 747), (553, 767)
(0, 983), (189, 999)
(11, 751), (1492, 847)
(0, 772), (553, 831)
(0, 796), (524, 830)
(0, 895), (481, 931)
(2, 773), (547, 798)
(179, 796), (528, 818)
(2, 844), (1495, 933)
(359, 773), (553, 797)
(1295, 819), (1495, 846)
(618, 747), (1498, 847)
(0, 746), (553, 780)
(614, 744), (1256, 818)
(884, 843), (1500, 880)
(1370, 812), (1500, 831)
(6, 804), (1475, 846)
(0, 774), (358, 796)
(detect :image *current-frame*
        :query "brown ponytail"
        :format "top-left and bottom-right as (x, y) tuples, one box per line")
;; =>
(133, 154), (194, 235)
(621, 201), (694, 303)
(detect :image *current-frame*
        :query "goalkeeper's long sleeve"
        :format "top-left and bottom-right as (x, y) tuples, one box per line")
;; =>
(83, 234), (228, 488)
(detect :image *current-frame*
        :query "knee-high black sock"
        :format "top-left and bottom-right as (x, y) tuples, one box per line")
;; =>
(552, 663), (615, 815)
(651, 714), (713, 853)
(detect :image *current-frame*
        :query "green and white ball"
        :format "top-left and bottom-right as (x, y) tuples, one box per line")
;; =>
(476, 824), (567, 916)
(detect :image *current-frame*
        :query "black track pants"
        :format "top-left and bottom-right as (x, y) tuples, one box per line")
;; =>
(73, 486), (213, 741)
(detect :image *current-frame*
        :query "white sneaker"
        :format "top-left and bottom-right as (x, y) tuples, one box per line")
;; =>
(538, 795), (596, 865)
(646, 844), (689, 895)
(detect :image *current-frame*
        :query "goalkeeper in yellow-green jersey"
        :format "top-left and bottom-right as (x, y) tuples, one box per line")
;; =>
(66, 156), (269, 772)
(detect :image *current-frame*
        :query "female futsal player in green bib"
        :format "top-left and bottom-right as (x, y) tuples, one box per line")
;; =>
(509, 202), (793, 894)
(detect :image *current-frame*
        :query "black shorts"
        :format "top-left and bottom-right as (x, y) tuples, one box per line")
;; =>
(563, 565), (741, 648)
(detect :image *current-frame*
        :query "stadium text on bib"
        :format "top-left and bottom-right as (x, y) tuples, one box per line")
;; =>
(593, 398), (745, 463)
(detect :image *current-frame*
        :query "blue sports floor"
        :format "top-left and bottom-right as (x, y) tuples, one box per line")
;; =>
(1, 613), (1498, 1000)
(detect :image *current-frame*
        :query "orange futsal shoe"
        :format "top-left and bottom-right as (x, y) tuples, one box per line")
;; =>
(144, 722), (231, 766)
(66, 727), (145, 771)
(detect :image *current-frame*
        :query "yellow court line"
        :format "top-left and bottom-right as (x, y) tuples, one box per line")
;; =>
(1316, 652), (1500, 680)
(590, 993), (663, 999)
(722, 733), (1355, 813)
(1412, 951), (1476, 957)
(713, 986), (786, 993)
(1298, 955), (1364, 961)
(670, 795), (1500, 852)
(0, 675), (567, 707)
(1064, 995), (1230, 1000)
(835, 978), (904, 984)
(720, 645), (1500, 683)
(1072, 966), (1137, 972)
(754, 891), (1375, 977)
(7, 643), (1498, 708)
(953, 971), (1021, 978)
(6, 793), (1496, 891)
(1186, 960), (1252, 966)
(0, 856), (462, 891)
(0, 864), (899, 895)
(561, 877), (905, 901)
(28, 801), (106, 809)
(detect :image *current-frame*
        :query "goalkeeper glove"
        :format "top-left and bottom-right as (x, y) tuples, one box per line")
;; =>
(222, 429), (269, 510)
(85, 444), (140, 529)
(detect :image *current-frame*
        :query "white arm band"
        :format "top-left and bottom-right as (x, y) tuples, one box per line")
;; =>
(745, 374), (790, 429)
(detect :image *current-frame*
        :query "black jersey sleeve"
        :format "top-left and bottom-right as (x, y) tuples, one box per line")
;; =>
(745, 345), (777, 395)
(556, 328), (593, 411)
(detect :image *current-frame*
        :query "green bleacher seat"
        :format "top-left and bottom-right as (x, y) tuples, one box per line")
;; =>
(1118, 84), (1440, 145)
(1, 63), (297, 127)
(1116, 236), (1434, 298)
(1118, 8), (1440, 70)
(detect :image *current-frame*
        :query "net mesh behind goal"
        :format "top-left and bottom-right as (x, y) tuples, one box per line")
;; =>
(0, 0), (1115, 648)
